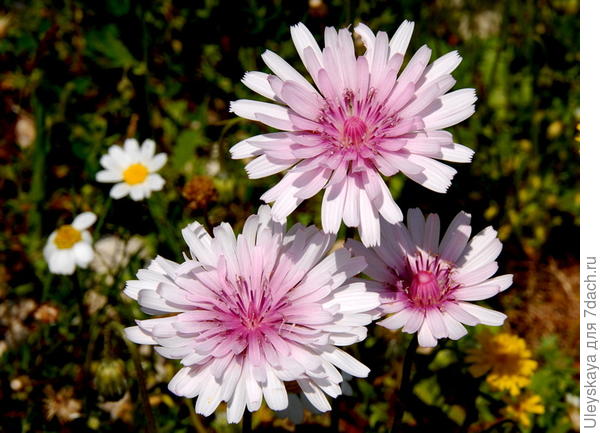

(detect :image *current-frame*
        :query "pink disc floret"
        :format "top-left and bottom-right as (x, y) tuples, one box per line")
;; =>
(341, 116), (368, 147)
(408, 270), (441, 306)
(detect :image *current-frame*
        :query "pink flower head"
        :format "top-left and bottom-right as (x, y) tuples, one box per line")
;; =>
(347, 208), (512, 347)
(124, 205), (380, 423)
(230, 21), (477, 246)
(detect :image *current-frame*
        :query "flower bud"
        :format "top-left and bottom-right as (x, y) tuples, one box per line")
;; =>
(94, 359), (128, 401)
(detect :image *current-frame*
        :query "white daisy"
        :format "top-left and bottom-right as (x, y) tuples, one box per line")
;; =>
(43, 212), (97, 275)
(90, 235), (149, 284)
(96, 138), (167, 201)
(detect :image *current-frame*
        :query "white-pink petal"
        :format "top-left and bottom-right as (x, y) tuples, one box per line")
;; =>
(262, 49), (316, 93)
(442, 312), (468, 340)
(440, 142), (474, 163)
(124, 326), (156, 345)
(242, 71), (278, 101)
(457, 302), (507, 326)
(389, 20), (415, 58)
(358, 188), (380, 247)
(422, 88), (477, 130)
(452, 284), (501, 301)
(246, 154), (296, 179)
(417, 320), (437, 347)
(291, 22), (324, 67)
(321, 180), (347, 234)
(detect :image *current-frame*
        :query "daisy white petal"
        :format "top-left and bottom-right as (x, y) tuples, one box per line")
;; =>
(109, 183), (130, 199)
(148, 153), (167, 171)
(140, 139), (156, 160)
(72, 212), (97, 230)
(72, 242), (94, 267)
(96, 169), (123, 183)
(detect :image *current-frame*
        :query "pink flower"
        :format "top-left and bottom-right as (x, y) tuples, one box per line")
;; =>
(347, 208), (511, 347)
(124, 206), (380, 423)
(230, 21), (476, 246)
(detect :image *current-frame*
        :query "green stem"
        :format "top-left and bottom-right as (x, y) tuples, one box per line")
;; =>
(217, 117), (243, 147)
(130, 342), (157, 433)
(93, 196), (112, 239)
(41, 273), (53, 302)
(29, 94), (49, 285)
(82, 317), (100, 412)
(216, 117), (243, 168)
(73, 272), (87, 333)
(102, 326), (111, 359)
(147, 196), (181, 257)
(29, 95), (47, 243)
(486, 1), (509, 94)
(343, 0), (352, 25)
(113, 322), (158, 433)
(391, 335), (418, 432)
(184, 399), (210, 433)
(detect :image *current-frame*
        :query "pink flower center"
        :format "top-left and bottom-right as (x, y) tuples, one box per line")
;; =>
(408, 271), (442, 306)
(194, 261), (328, 365)
(399, 253), (460, 308)
(241, 311), (262, 330)
(342, 116), (368, 146)
(315, 87), (403, 162)
(225, 277), (282, 333)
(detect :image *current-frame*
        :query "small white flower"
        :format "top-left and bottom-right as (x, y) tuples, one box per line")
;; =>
(96, 138), (167, 201)
(90, 235), (149, 284)
(15, 113), (36, 149)
(91, 235), (148, 274)
(43, 212), (96, 275)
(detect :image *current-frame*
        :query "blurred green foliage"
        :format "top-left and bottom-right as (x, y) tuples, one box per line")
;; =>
(0, 0), (579, 432)
(0, 0), (579, 260)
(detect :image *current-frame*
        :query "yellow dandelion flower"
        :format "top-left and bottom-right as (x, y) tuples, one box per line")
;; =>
(502, 394), (545, 427)
(466, 332), (537, 395)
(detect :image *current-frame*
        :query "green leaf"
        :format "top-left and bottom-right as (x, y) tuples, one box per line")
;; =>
(106, 0), (130, 16)
(173, 130), (204, 171)
(85, 24), (136, 69)
(164, 100), (188, 124)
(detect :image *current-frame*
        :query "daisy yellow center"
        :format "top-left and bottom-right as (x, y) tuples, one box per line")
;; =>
(123, 163), (149, 185)
(54, 225), (82, 249)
